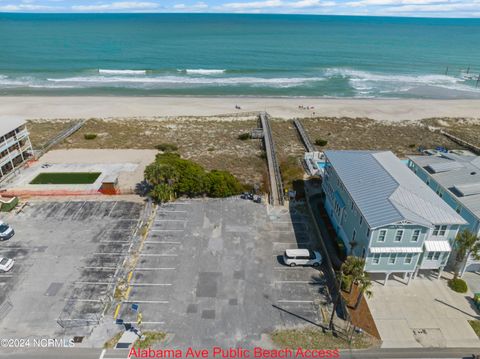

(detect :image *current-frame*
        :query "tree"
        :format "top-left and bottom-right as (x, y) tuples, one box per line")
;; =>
(144, 153), (244, 200)
(149, 183), (174, 203)
(453, 229), (480, 278)
(340, 256), (373, 309)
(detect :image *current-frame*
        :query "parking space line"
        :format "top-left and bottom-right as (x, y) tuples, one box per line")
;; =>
(157, 210), (187, 214)
(107, 202), (118, 217)
(274, 281), (323, 285)
(72, 201), (87, 218)
(144, 241), (181, 244)
(135, 267), (176, 271)
(99, 349), (106, 359)
(93, 253), (127, 256)
(277, 300), (314, 303)
(123, 300), (169, 304)
(99, 241), (132, 244)
(83, 267), (118, 270)
(121, 321), (165, 325)
(150, 229), (184, 232)
(140, 253), (178, 257)
(130, 283), (172, 287)
(74, 281), (115, 285)
(66, 299), (104, 303)
(154, 219), (186, 222)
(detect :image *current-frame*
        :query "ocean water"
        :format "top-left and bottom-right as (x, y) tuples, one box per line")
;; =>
(1, 13), (480, 98)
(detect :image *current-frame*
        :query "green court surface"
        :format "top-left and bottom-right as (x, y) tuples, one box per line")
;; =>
(30, 172), (101, 185)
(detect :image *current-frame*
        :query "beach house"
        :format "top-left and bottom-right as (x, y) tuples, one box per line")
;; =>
(408, 151), (480, 275)
(322, 150), (466, 285)
(0, 117), (33, 182)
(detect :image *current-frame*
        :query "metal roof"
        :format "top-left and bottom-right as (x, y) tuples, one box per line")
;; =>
(409, 153), (480, 220)
(325, 150), (466, 229)
(0, 116), (25, 136)
(424, 240), (451, 252)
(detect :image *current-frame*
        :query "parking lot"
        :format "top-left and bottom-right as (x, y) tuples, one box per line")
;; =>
(117, 199), (330, 349)
(0, 200), (143, 339)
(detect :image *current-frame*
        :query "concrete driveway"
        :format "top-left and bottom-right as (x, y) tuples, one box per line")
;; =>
(367, 273), (480, 348)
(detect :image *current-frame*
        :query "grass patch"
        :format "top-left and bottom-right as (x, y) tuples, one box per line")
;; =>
(104, 332), (123, 349)
(469, 320), (480, 338)
(30, 172), (101, 185)
(270, 327), (374, 350)
(134, 331), (166, 349)
(84, 133), (97, 140)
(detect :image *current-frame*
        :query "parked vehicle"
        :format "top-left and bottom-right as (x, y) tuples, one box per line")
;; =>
(254, 196), (262, 204)
(283, 249), (322, 267)
(0, 221), (14, 241)
(240, 192), (249, 199)
(0, 257), (14, 272)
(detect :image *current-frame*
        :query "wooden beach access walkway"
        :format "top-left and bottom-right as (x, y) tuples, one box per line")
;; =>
(293, 118), (315, 152)
(260, 112), (284, 206)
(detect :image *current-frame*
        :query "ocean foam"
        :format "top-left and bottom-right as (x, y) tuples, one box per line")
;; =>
(324, 68), (480, 96)
(181, 69), (226, 75)
(47, 75), (324, 88)
(98, 69), (147, 75)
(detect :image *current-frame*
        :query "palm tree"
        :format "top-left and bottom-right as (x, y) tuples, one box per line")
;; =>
(453, 229), (480, 278)
(341, 256), (373, 308)
(354, 275), (373, 309)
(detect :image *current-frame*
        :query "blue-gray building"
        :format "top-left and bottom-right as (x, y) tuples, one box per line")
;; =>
(409, 151), (480, 275)
(322, 150), (466, 285)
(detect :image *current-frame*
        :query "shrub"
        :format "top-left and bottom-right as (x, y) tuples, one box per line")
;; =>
(408, 144), (416, 148)
(145, 153), (244, 202)
(341, 274), (353, 292)
(448, 278), (468, 293)
(155, 143), (178, 152)
(315, 138), (328, 146)
(238, 133), (251, 140)
(84, 133), (97, 140)
(206, 170), (244, 198)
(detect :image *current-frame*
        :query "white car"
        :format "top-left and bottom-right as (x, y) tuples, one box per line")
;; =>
(0, 257), (14, 272)
(283, 249), (322, 267)
(0, 221), (14, 241)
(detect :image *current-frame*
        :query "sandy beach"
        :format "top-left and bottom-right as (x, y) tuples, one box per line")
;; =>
(1, 96), (480, 122)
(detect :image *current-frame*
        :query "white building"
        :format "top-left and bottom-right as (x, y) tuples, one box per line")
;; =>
(0, 117), (33, 181)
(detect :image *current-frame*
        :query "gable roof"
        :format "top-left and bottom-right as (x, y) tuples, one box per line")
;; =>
(324, 150), (466, 229)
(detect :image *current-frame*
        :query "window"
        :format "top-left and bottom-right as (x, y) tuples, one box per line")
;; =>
(388, 253), (397, 264)
(426, 179), (430, 186)
(434, 252), (441, 260)
(360, 216), (363, 225)
(411, 230), (420, 242)
(427, 252), (434, 260)
(405, 253), (413, 264)
(439, 225), (447, 236)
(456, 205), (461, 214)
(395, 230), (403, 242)
(433, 225), (440, 236)
(378, 230), (386, 242)
(352, 230), (356, 242)
(372, 254), (380, 265)
(366, 228), (370, 237)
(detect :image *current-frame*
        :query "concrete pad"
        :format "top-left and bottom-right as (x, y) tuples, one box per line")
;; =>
(368, 275), (480, 348)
